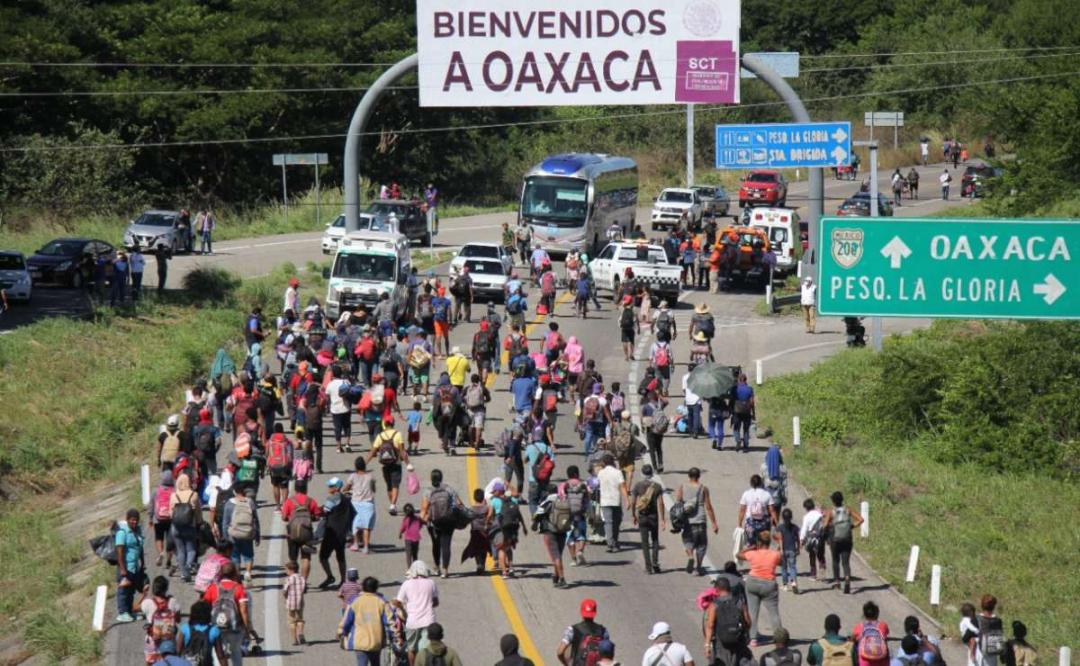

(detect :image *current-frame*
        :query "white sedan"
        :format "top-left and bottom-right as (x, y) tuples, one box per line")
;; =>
(0, 251), (33, 303)
(449, 243), (514, 278)
(321, 213), (398, 254)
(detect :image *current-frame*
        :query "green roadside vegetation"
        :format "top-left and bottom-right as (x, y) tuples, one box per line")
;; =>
(755, 320), (1079, 650)
(0, 250), (449, 659)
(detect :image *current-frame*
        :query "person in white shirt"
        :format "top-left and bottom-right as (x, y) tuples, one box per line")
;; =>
(325, 366), (353, 453)
(681, 373), (703, 438)
(128, 248), (146, 301)
(800, 277), (817, 334)
(641, 621), (695, 666)
(597, 454), (629, 553)
(940, 170), (952, 200)
(799, 498), (826, 580)
(284, 278), (300, 315)
(920, 140), (930, 166)
(737, 475), (777, 545)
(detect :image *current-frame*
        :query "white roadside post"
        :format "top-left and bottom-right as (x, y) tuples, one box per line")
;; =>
(930, 565), (942, 606)
(860, 500), (870, 537)
(792, 416), (801, 447)
(92, 585), (107, 631)
(140, 464), (151, 507)
(1060, 647), (1072, 666)
(906, 545), (920, 582)
(755, 359), (763, 385)
(765, 283), (773, 307)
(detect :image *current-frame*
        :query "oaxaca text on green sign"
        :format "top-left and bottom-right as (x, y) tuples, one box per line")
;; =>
(817, 217), (1079, 319)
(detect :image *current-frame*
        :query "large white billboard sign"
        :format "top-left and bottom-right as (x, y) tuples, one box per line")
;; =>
(417, 0), (740, 107)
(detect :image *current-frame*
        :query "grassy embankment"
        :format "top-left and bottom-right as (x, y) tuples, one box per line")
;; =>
(0, 252), (449, 660)
(0, 187), (514, 256)
(755, 321), (1079, 650)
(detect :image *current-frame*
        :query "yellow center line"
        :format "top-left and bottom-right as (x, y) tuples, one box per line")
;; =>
(466, 289), (574, 666)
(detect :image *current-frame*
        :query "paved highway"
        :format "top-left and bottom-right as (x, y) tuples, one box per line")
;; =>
(101, 163), (971, 665)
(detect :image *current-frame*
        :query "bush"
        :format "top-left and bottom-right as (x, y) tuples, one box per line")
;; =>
(181, 267), (241, 303)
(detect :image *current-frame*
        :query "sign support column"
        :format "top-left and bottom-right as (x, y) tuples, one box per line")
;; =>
(863, 140), (884, 351)
(280, 162), (288, 224)
(686, 103), (695, 187)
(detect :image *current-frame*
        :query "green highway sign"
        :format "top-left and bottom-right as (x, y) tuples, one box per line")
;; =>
(818, 217), (1079, 319)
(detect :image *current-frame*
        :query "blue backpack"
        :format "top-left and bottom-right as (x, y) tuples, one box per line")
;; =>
(575, 278), (590, 298)
(433, 299), (449, 321)
(506, 294), (523, 315)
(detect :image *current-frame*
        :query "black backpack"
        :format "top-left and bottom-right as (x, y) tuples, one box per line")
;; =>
(571, 621), (606, 666)
(182, 625), (214, 666)
(712, 597), (744, 646)
(619, 307), (635, 330)
(655, 311), (672, 336)
(498, 497), (521, 530)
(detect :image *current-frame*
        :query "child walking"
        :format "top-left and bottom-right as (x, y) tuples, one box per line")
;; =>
(777, 507), (801, 593)
(399, 503), (424, 567)
(283, 560), (307, 645)
(406, 401), (424, 455)
(337, 568), (361, 609)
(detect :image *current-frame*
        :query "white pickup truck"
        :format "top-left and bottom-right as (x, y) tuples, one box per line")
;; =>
(589, 241), (682, 305)
(651, 187), (703, 231)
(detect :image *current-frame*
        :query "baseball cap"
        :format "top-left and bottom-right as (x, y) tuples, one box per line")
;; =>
(327, 477), (344, 489)
(166, 414), (180, 429)
(580, 598), (598, 619)
(648, 621), (671, 640)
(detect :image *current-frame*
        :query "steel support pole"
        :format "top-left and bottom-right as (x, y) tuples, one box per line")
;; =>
(868, 143), (884, 351)
(281, 163), (288, 224)
(314, 162), (321, 227)
(741, 54), (823, 271)
(343, 53), (419, 232)
(686, 103), (695, 187)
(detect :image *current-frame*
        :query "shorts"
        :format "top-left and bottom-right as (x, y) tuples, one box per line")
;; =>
(231, 539), (255, 565)
(404, 627), (430, 653)
(469, 409), (486, 429)
(352, 500), (377, 531)
(542, 531), (568, 563)
(381, 462), (403, 489)
(332, 412), (351, 439)
(567, 515), (588, 544)
(421, 317), (435, 335)
(288, 539), (315, 561)
(408, 430), (420, 444)
(287, 608), (304, 627)
(408, 367), (430, 385)
(434, 320), (450, 337)
(270, 473), (291, 488)
(621, 327), (635, 344)
(153, 520), (171, 541)
(475, 357), (493, 371)
(567, 372), (579, 387)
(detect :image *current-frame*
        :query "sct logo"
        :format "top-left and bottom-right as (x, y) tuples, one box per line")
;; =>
(831, 228), (864, 269)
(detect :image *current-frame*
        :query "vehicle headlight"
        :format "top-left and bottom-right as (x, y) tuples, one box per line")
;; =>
(17, 275), (30, 285)
(56, 261), (72, 271)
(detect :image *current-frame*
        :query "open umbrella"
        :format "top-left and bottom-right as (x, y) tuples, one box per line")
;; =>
(686, 363), (739, 399)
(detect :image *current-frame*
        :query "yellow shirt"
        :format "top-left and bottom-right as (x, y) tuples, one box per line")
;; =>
(446, 354), (470, 386)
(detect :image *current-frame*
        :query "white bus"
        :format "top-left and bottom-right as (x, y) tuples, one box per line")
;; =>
(519, 153), (638, 255)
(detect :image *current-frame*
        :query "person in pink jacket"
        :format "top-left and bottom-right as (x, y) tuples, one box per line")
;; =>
(564, 336), (584, 403)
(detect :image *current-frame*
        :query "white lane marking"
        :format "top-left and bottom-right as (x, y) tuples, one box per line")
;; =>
(758, 339), (844, 363)
(261, 513), (285, 666)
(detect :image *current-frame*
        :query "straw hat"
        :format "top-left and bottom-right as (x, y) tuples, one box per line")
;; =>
(695, 302), (710, 314)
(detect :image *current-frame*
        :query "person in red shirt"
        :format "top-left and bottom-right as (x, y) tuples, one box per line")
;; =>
(202, 562), (255, 664)
(851, 601), (891, 666)
(281, 480), (322, 580)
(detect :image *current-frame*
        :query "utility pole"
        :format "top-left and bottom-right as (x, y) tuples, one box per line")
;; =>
(686, 103), (695, 187)
(855, 139), (884, 351)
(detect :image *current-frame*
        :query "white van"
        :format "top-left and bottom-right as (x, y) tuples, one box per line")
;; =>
(748, 207), (801, 275)
(324, 231), (411, 320)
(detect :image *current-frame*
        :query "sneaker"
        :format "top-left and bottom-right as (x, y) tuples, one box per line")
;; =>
(362, 547), (370, 555)
(569, 559), (578, 567)
(349, 544), (360, 552)
(843, 580), (851, 594)
(780, 584), (789, 592)
(115, 613), (136, 624)
(576, 553), (586, 566)
(750, 639), (760, 648)
(685, 559), (695, 574)
(243, 571), (253, 583)
(791, 584), (799, 595)
(155, 554), (164, 567)
(299, 635), (307, 645)
(318, 577), (336, 590)
(388, 505), (398, 515)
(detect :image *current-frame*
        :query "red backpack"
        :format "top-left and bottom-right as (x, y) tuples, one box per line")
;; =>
(655, 343), (671, 367)
(355, 337), (376, 362)
(541, 271), (556, 295)
(267, 435), (292, 474)
(155, 486), (174, 521)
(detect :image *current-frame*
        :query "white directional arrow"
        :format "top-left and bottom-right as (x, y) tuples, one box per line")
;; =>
(880, 236), (912, 269)
(831, 146), (848, 164)
(832, 127), (848, 143)
(1033, 273), (1066, 305)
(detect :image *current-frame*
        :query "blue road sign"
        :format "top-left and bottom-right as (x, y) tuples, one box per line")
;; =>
(714, 122), (852, 169)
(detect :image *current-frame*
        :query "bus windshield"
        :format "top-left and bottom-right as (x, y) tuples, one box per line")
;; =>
(522, 177), (588, 226)
(333, 253), (396, 281)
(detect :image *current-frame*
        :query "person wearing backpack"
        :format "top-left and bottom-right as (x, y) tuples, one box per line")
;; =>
(420, 469), (463, 578)
(366, 418), (408, 515)
(597, 454), (629, 554)
(969, 595), (1005, 666)
(432, 374), (463, 455)
(703, 576), (753, 666)
(558, 466), (591, 567)
(557, 598), (610, 666)
(487, 483), (527, 579)
(641, 391), (670, 473)
(649, 339), (675, 395)
(472, 320), (497, 385)
(462, 373), (491, 449)
(800, 499), (827, 581)
(736, 530), (784, 648)
(151, 470), (176, 571)
(821, 491), (863, 594)
(1003, 621), (1036, 666)
(731, 374), (755, 452)
(893, 636), (925, 666)
(451, 266), (474, 325)
(281, 479), (322, 579)
(579, 383), (612, 459)
(141, 575), (182, 663)
(177, 600), (225, 666)
(762, 629), (803, 666)
(265, 423), (295, 511)
(852, 602), (891, 666)
(203, 562), (254, 666)
(415, 622), (463, 666)
(807, 614), (854, 666)
(525, 434), (556, 513)
(157, 415), (191, 470)
(169, 473), (202, 583)
(652, 301), (677, 344)
(501, 424), (527, 494)
(674, 467), (719, 576)
(738, 474), (779, 546)
(630, 464), (667, 575)
(407, 332), (435, 400)
(223, 485), (260, 583)
(191, 409), (222, 476)
(318, 477), (355, 590)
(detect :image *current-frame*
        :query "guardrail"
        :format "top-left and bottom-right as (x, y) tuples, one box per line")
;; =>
(769, 292), (801, 314)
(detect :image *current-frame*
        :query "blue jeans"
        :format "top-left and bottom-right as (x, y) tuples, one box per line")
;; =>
(583, 421), (604, 456)
(602, 505), (622, 549)
(708, 408), (726, 448)
(732, 413), (752, 449)
(687, 403), (703, 435)
(201, 231), (213, 254)
(354, 651), (381, 666)
(171, 525), (198, 578)
(115, 568), (144, 614)
(781, 550), (799, 585)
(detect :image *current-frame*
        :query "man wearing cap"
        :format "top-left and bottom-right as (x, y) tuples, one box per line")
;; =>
(157, 414), (190, 470)
(642, 621), (696, 665)
(800, 277), (817, 334)
(557, 599), (609, 665)
(191, 408), (222, 476)
(760, 628), (802, 666)
(472, 320), (497, 385)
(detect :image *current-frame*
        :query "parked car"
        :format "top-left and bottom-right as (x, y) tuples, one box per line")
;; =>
(449, 243), (514, 279)
(25, 238), (116, 288)
(836, 192), (894, 217)
(961, 164), (1002, 198)
(123, 210), (185, 252)
(690, 185), (731, 219)
(0, 251), (33, 303)
(651, 188), (703, 231)
(365, 199), (431, 244)
(322, 213), (397, 254)
(738, 170), (788, 208)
